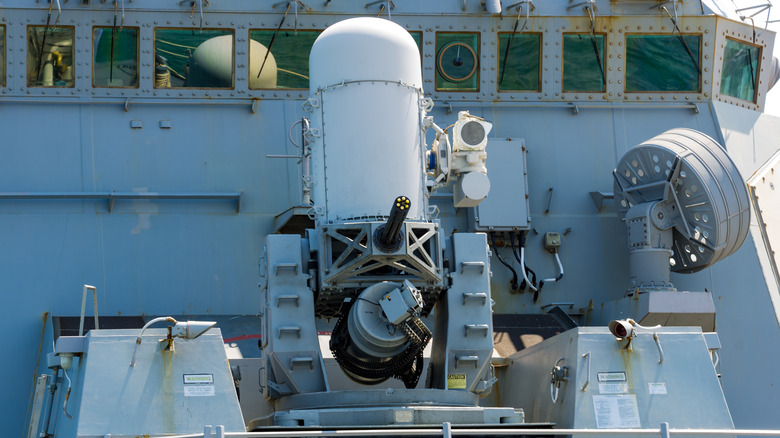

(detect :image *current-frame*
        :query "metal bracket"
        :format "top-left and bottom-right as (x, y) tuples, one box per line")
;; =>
(302, 97), (320, 112)
(567, 0), (596, 12)
(462, 292), (488, 305)
(460, 261), (485, 274)
(580, 351), (591, 391)
(455, 355), (480, 368)
(278, 326), (302, 338)
(275, 263), (299, 275)
(289, 356), (314, 370)
(464, 323), (490, 337)
(545, 187), (554, 214)
(79, 284), (99, 336)
(589, 191), (614, 212)
(276, 295), (300, 307)
(654, 333), (665, 364)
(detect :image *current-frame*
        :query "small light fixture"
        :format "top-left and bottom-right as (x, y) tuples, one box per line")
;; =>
(608, 319), (634, 339)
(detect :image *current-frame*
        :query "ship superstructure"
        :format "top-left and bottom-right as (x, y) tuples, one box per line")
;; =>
(2, 0), (780, 436)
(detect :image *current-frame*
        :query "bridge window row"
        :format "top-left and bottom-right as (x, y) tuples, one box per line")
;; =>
(0, 25), (761, 103)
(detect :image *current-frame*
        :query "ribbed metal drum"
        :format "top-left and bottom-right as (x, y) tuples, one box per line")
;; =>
(307, 17), (427, 222)
(614, 128), (750, 273)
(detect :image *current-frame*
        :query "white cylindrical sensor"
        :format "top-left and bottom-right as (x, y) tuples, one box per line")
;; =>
(308, 18), (427, 222)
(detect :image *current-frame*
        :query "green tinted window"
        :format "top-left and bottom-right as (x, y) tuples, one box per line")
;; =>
(626, 34), (700, 92)
(249, 30), (320, 89)
(93, 27), (139, 88)
(436, 33), (479, 91)
(27, 26), (75, 87)
(409, 31), (422, 56)
(0, 26), (5, 86)
(154, 29), (234, 89)
(720, 38), (760, 102)
(497, 33), (540, 92)
(563, 34), (605, 92)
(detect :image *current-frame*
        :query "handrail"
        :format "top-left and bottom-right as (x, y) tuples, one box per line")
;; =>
(0, 191), (243, 213)
(158, 423), (780, 438)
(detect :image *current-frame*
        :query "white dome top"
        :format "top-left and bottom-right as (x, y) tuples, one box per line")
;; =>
(309, 17), (422, 90)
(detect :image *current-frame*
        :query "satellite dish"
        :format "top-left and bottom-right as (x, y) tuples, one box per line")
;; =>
(614, 128), (750, 275)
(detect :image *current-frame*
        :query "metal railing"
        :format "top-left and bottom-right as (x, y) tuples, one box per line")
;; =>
(153, 423), (780, 438)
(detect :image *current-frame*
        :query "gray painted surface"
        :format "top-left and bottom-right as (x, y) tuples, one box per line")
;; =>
(0, 2), (778, 435)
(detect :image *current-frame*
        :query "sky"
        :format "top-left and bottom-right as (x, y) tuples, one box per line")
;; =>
(763, 6), (780, 116)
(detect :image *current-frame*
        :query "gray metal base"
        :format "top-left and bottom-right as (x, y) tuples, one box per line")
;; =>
(249, 389), (524, 428)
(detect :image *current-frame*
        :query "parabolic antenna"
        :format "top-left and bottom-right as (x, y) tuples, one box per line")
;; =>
(614, 128), (750, 275)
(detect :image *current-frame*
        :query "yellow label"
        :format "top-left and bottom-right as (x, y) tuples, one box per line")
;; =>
(447, 373), (467, 389)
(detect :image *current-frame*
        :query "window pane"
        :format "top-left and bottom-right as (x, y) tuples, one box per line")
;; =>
(154, 29), (234, 88)
(497, 33), (540, 92)
(93, 27), (139, 87)
(626, 34), (701, 92)
(27, 26), (75, 87)
(1, 26), (5, 86)
(563, 34), (605, 92)
(409, 31), (422, 56)
(249, 30), (320, 89)
(720, 38), (760, 102)
(436, 33), (479, 91)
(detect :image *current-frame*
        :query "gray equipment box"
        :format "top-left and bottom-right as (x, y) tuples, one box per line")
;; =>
(498, 327), (733, 431)
(469, 138), (530, 231)
(55, 329), (245, 437)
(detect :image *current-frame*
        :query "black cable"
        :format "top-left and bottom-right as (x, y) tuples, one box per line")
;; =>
(509, 233), (526, 290)
(510, 232), (536, 291)
(499, 10), (522, 85)
(585, 7), (606, 87)
(661, 7), (701, 78)
(535, 280), (543, 302)
(490, 232), (519, 292)
(257, 3), (291, 79)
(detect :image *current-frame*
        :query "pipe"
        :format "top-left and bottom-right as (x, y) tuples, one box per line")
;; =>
(39, 369), (59, 435)
(61, 369), (73, 419)
(130, 317), (177, 367)
(541, 252), (564, 283)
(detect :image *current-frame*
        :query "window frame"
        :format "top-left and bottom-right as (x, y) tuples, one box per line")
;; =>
(562, 32), (607, 93)
(0, 25), (6, 87)
(495, 31), (542, 93)
(92, 26), (140, 89)
(153, 27), (236, 90)
(624, 32), (703, 94)
(719, 36), (762, 104)
(26, 25), (77, 89)
(435, 31), (481, 93)
(248, 28), (322, 91)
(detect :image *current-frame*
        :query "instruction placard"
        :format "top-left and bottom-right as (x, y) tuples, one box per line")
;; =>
(184, 385), (216, 397)
(648, 382), (667, 394)
(598, 382), (629, 394)
(592, 394), (641, 428)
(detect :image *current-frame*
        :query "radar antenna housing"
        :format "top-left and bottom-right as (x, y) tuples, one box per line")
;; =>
(614, 128), (750, 291)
